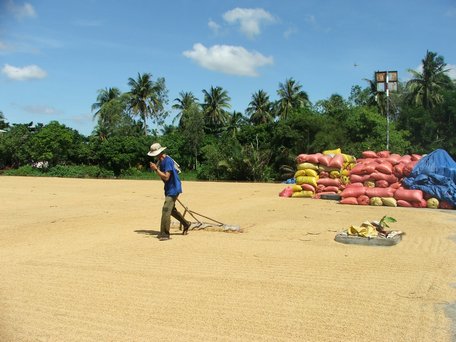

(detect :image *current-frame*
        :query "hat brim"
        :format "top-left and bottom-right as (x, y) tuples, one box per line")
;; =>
(147, 146), (166, 157)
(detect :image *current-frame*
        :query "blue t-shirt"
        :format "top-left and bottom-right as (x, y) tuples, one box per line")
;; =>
(159, 155), (182, 196)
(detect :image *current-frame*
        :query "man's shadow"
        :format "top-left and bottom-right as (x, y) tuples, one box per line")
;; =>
(134, 229), (181, 237)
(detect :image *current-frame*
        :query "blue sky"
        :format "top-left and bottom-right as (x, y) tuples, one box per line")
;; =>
(1, 0), (455, 136)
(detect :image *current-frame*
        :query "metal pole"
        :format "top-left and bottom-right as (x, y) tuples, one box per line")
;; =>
(386, 73), (390, 151)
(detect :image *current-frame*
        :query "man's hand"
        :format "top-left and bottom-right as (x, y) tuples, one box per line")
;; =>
(149, 162), (158, 171)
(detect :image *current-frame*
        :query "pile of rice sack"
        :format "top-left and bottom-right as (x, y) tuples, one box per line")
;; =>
(280, 148), (356, 198)
(279, 149), (454, 210)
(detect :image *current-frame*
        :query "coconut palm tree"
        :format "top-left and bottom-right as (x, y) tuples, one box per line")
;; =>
(127, 72), (161, 135)
(172, 91), (199, 127)
(201, 86), (231, 131)
(225, 111), (247, 137)
(246, 90), (274, 125)
(91, 87), (122, 119)
(276, 78), (310, 120)
(406, 50), (449, 110)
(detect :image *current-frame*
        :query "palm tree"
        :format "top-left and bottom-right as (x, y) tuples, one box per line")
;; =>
(91, 87), (122, 119)
(127, 72), (161, 135)
(0, 110), (7, 130)
(172, 91), (199, 128)
(406, 50), (449, 110)
(246, 90), (274, 125)
(276, 78), (310, 120)
(225, 111), (246, 137)
(201, 86), (231, 131)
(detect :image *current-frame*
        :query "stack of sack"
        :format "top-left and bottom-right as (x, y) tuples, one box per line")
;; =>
(289, 148), (356, 198)
(339, 150), (439, 208)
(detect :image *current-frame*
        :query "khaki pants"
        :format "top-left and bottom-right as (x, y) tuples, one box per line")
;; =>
(160, 196), (188, 237)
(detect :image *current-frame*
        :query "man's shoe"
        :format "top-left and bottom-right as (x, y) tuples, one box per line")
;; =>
(182, 222), (191, 235)
(158, 235), (170, 241)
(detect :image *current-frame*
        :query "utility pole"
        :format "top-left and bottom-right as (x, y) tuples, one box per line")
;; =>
(375, 71), (398, 150)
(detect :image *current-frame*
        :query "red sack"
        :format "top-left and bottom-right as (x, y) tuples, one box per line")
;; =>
(411, 154), (422, 161)
(399, 155), (412, 164)
(403, 161), (418, 177)
(375, 180), (389, 188)
(394, 189), (423, 202)
(341, 186), (366, 198)
(301, 183), (316, 192)
(318, 154), (332, 166)
(440, 201), (455, 209)
(390, 182), (402, 189)
(365, 187), (395, 198)
(386, 154), (401, 164)
(362, 150), (378, 158)
(393, 163), (405, 178)
(306, 153), (321, 164)
(376, 161), (393, 175)
(279, 187), (293, 197)
(357, 194), (370, 205)
(411, 199), (427, 208)
(397, 199), (412, 207)
(329, 154), (344, 169)
(377, 150), (390, 158)
(296, 154), (308, 164)
(350, 174), (371, 183)
(317, 178), (341, 187)
(323, 186), (340, 193)
(370, 172), (398, 184)
(340, 197), (358, 205)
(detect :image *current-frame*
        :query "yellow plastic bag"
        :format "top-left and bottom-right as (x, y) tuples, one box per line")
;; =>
(291, 184), (302, 192)
(347, 221), (378, 238)
(323, 148), (341, 155)
(381, 197), (397, 207)
(294, 170), (306, 178)
(295, 176), (318, 188)
(297, 162), (318, 171)
(291, 190), (314, 198)
(305, 169), (318, 177)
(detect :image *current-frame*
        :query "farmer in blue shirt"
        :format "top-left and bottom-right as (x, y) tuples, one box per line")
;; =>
(148, 143), (190, 241)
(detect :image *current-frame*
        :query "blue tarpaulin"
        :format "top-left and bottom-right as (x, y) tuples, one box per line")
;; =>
(403, 149), (456, 206)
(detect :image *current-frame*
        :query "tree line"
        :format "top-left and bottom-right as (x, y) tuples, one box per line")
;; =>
(1, 50), (455, 181)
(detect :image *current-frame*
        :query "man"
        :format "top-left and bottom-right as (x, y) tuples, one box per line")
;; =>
(148, 143), (190, 241)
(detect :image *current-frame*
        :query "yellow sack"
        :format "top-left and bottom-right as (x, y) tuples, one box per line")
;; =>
(323, 148), (341, 155)
(294, 170), (306, 178)
(370, 197), (383, 206)
(297, 162), (318, 171)
(291, 184), (302, 192)
(295, 176), (318, 188)
(342, 153), (356, 163)
(305, 169), (318, 177)
(427, 198), (439, 209)
(341, 169), (350, 176)
(381, 197), (397, 207)
(330, 170), (340, 179)
(347, 221), (378, 238)
(291, 190), (314, 198)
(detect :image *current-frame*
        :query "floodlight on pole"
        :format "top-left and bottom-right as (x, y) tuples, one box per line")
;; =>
(375, 70), (398, 150)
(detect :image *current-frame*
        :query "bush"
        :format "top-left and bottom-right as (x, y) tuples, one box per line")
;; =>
(3, 165), (43, 176)
(46, 165), (114, 178)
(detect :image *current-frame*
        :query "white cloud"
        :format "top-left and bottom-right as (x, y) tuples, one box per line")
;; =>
(183, 43), (273, 77)
(6, 0), (36, 20)
(208, 19), (221, 34)
(446, 64), (456, 79)
(284, 27), (298, 39)
(223, 8), (275, 38)
(23, 105), (61, 115)
(2, 64), (47, 80)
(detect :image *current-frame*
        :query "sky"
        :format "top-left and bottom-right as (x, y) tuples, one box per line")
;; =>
(1, 0), (455, 136)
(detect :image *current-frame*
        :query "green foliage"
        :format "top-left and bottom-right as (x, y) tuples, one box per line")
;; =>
(3, 165), (43, 176)
(46, 165), (114, 178)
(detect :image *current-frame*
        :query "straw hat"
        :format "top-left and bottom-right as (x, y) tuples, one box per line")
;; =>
(147, 143), (167, 157)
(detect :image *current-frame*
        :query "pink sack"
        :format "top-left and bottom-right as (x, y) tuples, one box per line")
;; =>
(376, 161), (393, 175)
(341, 186), (366, 198)
(329, 154), (344, 169)
(279, 187), (293, 197)
(365, 187), (395, 198)
(411, 199), (427, 208)
(397, 200), (413, 207)
(357, 194), (370, 205)
(323, 186), (340, 193)
(306, 153), (321, 164)
(317, 178), (341, 187)
(393, 163), (405, 178)
(301, 183), (316, 192)
(318, 154), (332, 166)
(377, 150), (391, 158)
(403, 161), (418, 177)
(340, 197), (358, 205)
(394, 189), (423, 202)
(440, 201), (455, 209)
(375, 180), (389, 188)
(411, 154), (422, 161)
(350, 174), (371, 183)
(362, 150), (378, 159)
(386, 154), (401, 165)
(296, 154), (308, 164)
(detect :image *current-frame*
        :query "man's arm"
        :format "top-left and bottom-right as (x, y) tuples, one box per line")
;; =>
(150, 162), (170, 181)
